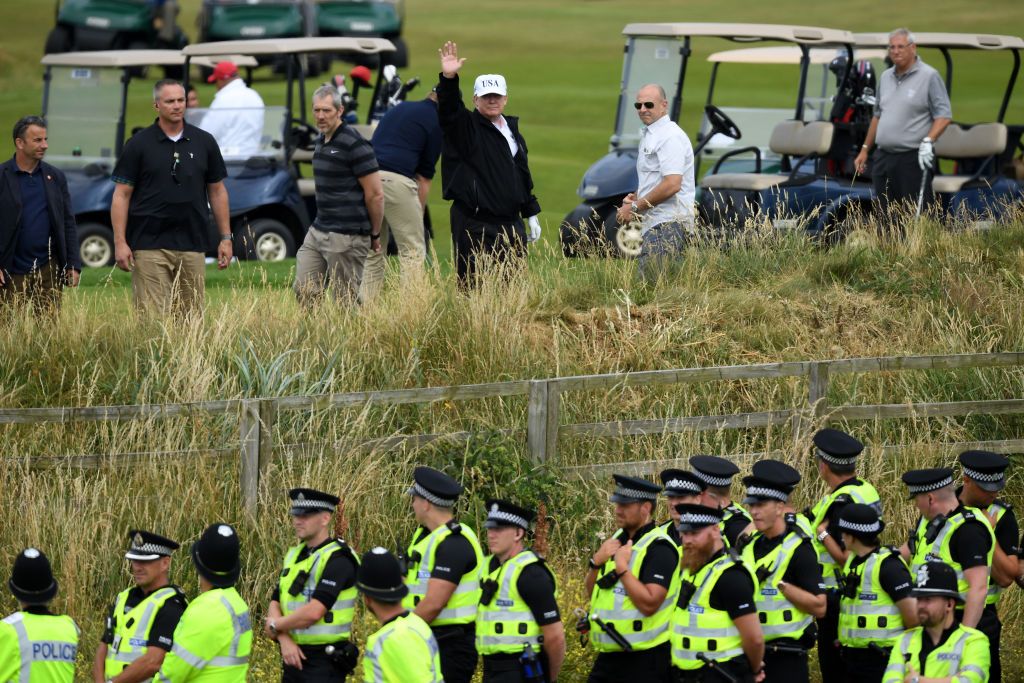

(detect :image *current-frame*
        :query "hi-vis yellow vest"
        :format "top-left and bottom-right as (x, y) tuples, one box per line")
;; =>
(0, 611), (78, 683)
(809, 480), (882, 588)
(278, 539), (359, 644)
(105, 586), (183, 677)
(403, 521), (484, 626)
(838, 547), (907, 648)
(909, 507), (995, 603)
(741, 529), (813, 642)
(476, 550), (558, 655)
(881, 624), (988, 683)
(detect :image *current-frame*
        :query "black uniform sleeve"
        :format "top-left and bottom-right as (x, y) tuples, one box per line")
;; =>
(111, 137), (142, 185)
(708, 565), (757, 618)
(430, 533), (478, 584)
(722, 515), (750, 548)
(782, 541), (825, 595)
(949, 520), (993, 569)
(994, 509), (1020, 557)
(271, 585), (280, 602)
(637, 540), (679, 590)
(147, 594), (187, 650)
(310, 551), (358, 609)
(100, 602), (116, 644)
(878, 554), (914, 602)
(516, 564), (561, 626)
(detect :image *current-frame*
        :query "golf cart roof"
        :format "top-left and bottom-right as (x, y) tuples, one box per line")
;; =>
(40, 51), (258, 68)
(708, 46), (887, 65)
(623, 23), (854, 45)
(184, 37), (396, 58)
(854, 32), (1024, 50)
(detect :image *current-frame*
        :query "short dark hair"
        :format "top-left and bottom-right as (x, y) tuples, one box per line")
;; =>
(12, 116), (46, 142)
(153, 79), (184, 101)
(824, 461), (856, 476)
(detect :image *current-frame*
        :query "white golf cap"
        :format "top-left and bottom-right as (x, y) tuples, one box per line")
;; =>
(474, 74), (507, 97)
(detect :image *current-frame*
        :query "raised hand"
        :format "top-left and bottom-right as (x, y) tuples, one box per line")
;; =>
(439, 41), (466, 78)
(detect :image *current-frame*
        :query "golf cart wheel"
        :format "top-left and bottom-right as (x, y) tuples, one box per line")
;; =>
(44, 25), (72, 54)
(383, 37), (409, 68)
(614, 223), (644, 258)
(78, 223), (115, 268)
(237, 218), (295, 262)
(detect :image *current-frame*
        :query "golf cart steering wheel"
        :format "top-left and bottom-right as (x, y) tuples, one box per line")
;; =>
(289, 118), (320, 149)
(704, 105), (741, 140)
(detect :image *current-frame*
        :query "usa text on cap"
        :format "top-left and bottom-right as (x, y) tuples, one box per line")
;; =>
(901, 467), (955, 496)
(674, 503), (723, 532)
(660, 469), (707, 497)
(289, 488), (340, 515)
(689, 455), (740, 487)
(125, 530), (180, 561)
(742, 460), (800, 504)
(959, 450), (1009, 493)
(608, 474), (661, 504)
(473, 74), (507, 97)
(813, 428), (863, 467)
(484, 499), (535, 530)
(407, 466), (463, 508)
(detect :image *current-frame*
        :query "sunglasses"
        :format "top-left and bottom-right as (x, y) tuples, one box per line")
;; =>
(634, 101), (656, 110)
(171, 150), (180, 186)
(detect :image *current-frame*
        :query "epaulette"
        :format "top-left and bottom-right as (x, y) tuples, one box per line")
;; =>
(446, 520), (463, 535)
(333, 538), (359, 564)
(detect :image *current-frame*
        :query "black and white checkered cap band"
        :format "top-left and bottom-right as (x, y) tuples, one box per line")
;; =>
(692, 470), (732, 487)
(906, 474), (955, 495)
(678, 512), (721, 527)
(125, 542), (174, 559)
(614, 485), (658, 501)
(837, 518), (882, 534)
(409, 482), (457, 507)
(487, 510), (530, 528)
(664, 479), (702, 495)
(745, 485), (788, 502)
(816, 448), (857, 466)
(963, 467), (1005, 483)
(290, 499), (335, 512)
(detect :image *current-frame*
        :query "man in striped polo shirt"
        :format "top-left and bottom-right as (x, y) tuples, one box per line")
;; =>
(293, 85), (384, 306)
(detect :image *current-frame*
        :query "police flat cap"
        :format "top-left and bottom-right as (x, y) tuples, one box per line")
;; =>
(689, 455), (740, 487)
(484, 499), (536, 530)
(837, 502), (886, 539)
(674, 503), (724, 532)
(288, 488), (340, 516)
(609, 474), (661, 504)
(742, 460), (801, 504)
(125, 529), (180, 561)
(959, 450), (1009, 493)
(813, 428), (864, 467)
(901, 467), (956, 497)
(407, 466), (463, 508)
(911, 561), (962, 603)
(659, 469), (707, 497)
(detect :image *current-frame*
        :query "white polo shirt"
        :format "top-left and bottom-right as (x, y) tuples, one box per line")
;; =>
(199, 78), (266, 159)
(636, 115), (695, 232)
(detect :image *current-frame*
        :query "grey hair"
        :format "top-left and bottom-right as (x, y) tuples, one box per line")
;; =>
(12, 115), (46, 142)
(639, 83), (668, 101)
(312, 85), (343, 110)
(889, 28), (916, 45)
(153, 78), (184, 101)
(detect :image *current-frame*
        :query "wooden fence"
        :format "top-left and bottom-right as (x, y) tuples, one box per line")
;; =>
(1, 352), (1023, 514)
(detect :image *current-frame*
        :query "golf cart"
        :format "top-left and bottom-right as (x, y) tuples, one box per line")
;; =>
(39, 50), (260, 268)
(45, 0), (188, 56)
(315, 0), (408, 67)
(560, 23), (855, 257)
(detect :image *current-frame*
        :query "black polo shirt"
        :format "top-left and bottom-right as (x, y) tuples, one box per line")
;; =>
(311, 123), (378, 235)
(112, 120), (226, 252)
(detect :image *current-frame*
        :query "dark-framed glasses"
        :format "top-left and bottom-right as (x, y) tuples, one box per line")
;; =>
(634, 101), (656, 110)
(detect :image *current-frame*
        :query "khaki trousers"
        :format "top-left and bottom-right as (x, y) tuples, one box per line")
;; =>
(293, 227), (370, 306)
(0, 262), (63, 316)
(359, 170), (426, 302)
(132, 249), (206, 319)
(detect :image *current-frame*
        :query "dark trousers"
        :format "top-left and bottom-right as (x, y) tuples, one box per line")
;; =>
(433, 624), (478, 683)
(450, 203), (526, 288)
(871, 148), (934, 227)
(816, 594), (843, 682)
(978, 603), (1002, 683)
(839, 644), (890, 683)
(482, 653), (550, 683)
(281, 646), (343, 682)
(0, 262), (63, 316)
(638, 221), (690, 283)
(673, 656), (754, 683)
(762, 643), (808, 683)
(588, 642), (672, 683)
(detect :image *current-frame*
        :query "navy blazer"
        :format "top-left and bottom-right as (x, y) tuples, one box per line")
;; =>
(0, 156), (81, 275)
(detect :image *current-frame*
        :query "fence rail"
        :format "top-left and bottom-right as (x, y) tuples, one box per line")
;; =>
(2, 352), (1022, 514)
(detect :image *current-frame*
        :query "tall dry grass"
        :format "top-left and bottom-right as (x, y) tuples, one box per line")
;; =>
(0, 210), (1022, 679)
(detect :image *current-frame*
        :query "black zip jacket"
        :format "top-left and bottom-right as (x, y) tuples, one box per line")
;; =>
(436, 73), (541, 222)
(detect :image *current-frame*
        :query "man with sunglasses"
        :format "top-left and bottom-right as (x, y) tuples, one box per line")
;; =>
(111, 79), (232, 318)
(615, 84), (694, 281)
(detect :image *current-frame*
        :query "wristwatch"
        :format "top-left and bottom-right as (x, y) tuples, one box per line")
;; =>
(370, 232), (381, 240)
(588, 557), (600, 570)
(816, 529), (830, 542)
(268, 619), (278, 636)
(219, 234), (232, 242)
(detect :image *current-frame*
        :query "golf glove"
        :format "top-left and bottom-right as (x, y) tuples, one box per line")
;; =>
(527, 215), (542, 243)
(918, 137), (934, 170)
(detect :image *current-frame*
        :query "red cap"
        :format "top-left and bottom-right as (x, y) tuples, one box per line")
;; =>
(206, 61), (239, 83)
(349, 65), (372, 86)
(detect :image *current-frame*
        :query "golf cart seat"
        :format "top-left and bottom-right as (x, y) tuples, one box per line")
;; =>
(297, 178), (317, 197)
(700, 120), (834, 190)
(931, 123), (1008, 193)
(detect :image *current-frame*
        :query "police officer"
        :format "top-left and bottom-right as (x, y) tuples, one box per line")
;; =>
(404, 466), (484, 683)
(900, 467), (994, 631)
(882, 561), (989, 683)
(658, 469), (707, 546)
(477, 499), (565, 682)
(957, 449), (1018, 683)
(265, 489), (360, 682)
(157, 523), (252, 681)
(690, 455), (752, 548)
(0, 547), (78, 682)
(358, 547), (443, 682)
(803, 428), (881, 680)
(836, 504), (917, 683)
(93, 530), (187, 683)
(586, 475), (680, 682)
(740, 461), (825, 682)
(672, 504), (764, 683)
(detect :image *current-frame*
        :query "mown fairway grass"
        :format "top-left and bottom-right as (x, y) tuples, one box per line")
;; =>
(1, 1), (1024, 680)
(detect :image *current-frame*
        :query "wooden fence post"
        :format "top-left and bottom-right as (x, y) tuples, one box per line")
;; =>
(239, 399), (261, 516)
(808, 362), (831, 419)
(527, 381), (549, 464)
(258, 399), (277, 475)
(544, 384), (560, 463)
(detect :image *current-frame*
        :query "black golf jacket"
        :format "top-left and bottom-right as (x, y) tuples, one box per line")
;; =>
(0, 157), (81, 276)
(436, 73), (541, 223)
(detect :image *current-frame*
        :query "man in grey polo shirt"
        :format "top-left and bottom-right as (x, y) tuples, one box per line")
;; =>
(854, 28), (951, 223)
(616, 83), (694, 281)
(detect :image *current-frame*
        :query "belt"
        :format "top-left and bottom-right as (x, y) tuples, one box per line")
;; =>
(432, 623), (475, 635)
